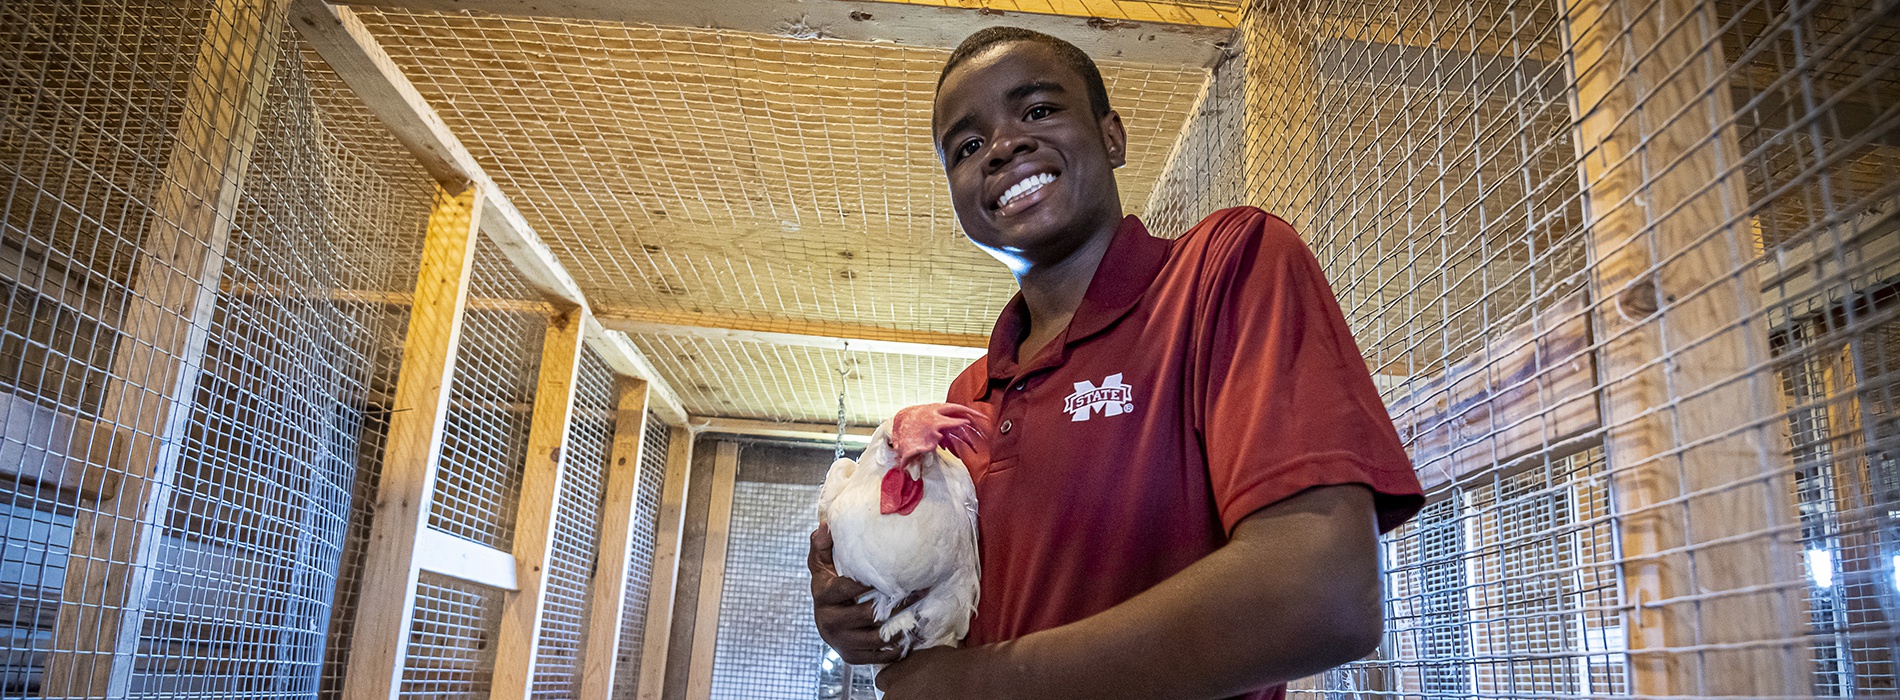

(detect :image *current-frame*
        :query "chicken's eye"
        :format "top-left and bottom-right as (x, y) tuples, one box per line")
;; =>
(956, 138), (982, 160)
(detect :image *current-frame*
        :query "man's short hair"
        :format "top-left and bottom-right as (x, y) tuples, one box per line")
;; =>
(937, 27), (1113, 118)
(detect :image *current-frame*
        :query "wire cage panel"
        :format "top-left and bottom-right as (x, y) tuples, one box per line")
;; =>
(428, 240), (551, 552)
(531, 347), (617, 697)
(3, 0), (430, 696)
(607, 412), (670, 700)
(400, 571), (504, 699)
(708, 477), (824, 700)
(1126, 0), (1900, 696)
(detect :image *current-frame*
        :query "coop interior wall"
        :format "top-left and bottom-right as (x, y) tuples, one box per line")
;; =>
(2, 0), (1896, 698)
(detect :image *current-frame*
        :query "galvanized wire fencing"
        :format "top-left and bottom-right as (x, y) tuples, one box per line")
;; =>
(0, 0), (682, 697)
(1144, 0), (1898, 696)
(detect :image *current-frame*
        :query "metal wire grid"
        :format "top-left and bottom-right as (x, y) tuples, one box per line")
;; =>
(400, 571), (503, 699)
(1130, 0), (1900, 695)
(608, 413), (669, 700)
(427, 240), (550, 551)
(1142, 43), (1247, 239)
(3, 0), (431, 696)
(628, 334), (971, 425)
(708, 476), (825, 700)
(530, 347), (616, 697)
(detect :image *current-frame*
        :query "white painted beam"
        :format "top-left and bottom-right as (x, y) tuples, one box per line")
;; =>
(414, 528), (521, 591)
(596, 315), (988, 360)
(691, 416), (876, 446)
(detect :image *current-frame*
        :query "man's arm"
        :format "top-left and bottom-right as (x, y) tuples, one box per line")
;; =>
(876, 483), (1385, 700)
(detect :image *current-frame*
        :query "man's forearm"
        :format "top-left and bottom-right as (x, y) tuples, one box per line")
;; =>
(885, 485), (1384, 700)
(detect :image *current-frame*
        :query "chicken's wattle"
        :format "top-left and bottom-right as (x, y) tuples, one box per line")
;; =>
(880, 467), (924, 515)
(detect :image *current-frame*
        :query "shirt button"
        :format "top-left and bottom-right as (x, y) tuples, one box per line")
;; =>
(1000, 420), (1013, 434)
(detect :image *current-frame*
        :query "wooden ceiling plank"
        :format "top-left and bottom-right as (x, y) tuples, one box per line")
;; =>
(329, 0), (1236, 67)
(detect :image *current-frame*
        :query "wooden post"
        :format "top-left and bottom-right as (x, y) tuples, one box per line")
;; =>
(339, 185), (486, 700)
(491, 309), (589, 700)
(1563, 0), (1808, 695)
(577, 377), (651, 699)
(684, 440), (740, 700)
(637, 426), (696, 700)
(42, 0), (284, 695)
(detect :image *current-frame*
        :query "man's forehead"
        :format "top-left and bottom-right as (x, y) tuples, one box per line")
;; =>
(934, 42), (1082, 120)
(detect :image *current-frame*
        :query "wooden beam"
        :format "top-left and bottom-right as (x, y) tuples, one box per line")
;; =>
(0, 390), (126, 504)
(1388, 291), (1600, 490)
(579, 378), (651, 700)
(684, 441), (740, 700)
(692, 416), (878, 447)
(492, 309), (589, 700)
(635, 426), (695, 700)
(1565, 0), (1808, 694)
(340, 185), (486, 700)
(583, 315), (689, 428)
(414, 528), (520, 591)
(42, 1), (284, 695)
(332, 0), (1234, 68)
(597, 309), (988, 360)
(290, 0), (586, 308)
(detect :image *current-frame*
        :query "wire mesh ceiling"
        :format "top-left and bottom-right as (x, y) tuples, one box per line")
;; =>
(325, 7), (1215, 423)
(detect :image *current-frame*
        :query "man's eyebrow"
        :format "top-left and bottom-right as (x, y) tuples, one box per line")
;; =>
(1005, 80), (1065, 101)
(940, 114), (978, 148)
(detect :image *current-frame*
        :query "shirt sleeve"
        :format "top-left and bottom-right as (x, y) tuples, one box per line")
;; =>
(1191, 208), (1424, 534)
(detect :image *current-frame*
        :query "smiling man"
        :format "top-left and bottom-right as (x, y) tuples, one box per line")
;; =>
(809, 27), (1425, 700)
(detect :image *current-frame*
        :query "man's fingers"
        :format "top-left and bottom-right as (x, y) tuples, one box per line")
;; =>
(892, 588), (930, 615)
(812, 573), (874, 605)
(809, 525), (835, 567)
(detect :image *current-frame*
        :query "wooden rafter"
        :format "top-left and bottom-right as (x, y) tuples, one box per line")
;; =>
(598, 309), (989, 360)
(691, 416), (878, 446)
(330, 0), (1236, 67)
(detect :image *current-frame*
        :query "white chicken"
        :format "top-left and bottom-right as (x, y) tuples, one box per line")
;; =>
(818, 403), (985, 656)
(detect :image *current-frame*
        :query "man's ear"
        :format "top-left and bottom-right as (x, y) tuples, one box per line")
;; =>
(1099, 110), (1128, 169)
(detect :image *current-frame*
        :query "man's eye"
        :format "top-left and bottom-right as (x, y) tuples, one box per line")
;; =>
(1026, 105), (1054, 120)
(957, 139), (982, 159)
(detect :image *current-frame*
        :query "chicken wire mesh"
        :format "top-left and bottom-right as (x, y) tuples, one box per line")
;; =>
(399, 572), (502, 699)
(608, 413), (670, 700)
(1131, 0), (1900, 697)
(531, 347), (616, 697)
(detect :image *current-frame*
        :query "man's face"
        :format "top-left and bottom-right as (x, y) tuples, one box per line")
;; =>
(933, 42), (1127, 273)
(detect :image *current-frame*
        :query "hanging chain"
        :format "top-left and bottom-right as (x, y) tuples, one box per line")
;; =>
(835, 341), (850, 460)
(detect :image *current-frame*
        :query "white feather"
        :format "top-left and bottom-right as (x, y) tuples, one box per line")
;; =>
(818, 421), (980, 655)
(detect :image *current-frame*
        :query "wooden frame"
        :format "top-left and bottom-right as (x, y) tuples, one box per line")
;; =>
(684, 440), (741, 700)
(693, 416), (877, 447)
(578, 378), (652, 699)
(329, 0), (1235, 68)
(598, 311), (987, 360)
(42, 1), (285, 694)
(637, 426), (697, 700)
(1564, 0), (1807, 693)
(492, 309), (590, 699)
(339, 185), (487, 699)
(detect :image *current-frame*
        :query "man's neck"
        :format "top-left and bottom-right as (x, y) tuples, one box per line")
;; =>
(1013, 218), (1120, 361)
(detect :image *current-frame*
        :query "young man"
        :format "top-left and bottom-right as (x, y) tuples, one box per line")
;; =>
(809, 27), (1425, 700)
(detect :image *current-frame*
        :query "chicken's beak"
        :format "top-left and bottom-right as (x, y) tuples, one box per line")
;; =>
(905, 461), (921, 480)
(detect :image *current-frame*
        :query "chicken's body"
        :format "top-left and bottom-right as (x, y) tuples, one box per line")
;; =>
(818, 411), (981, 655)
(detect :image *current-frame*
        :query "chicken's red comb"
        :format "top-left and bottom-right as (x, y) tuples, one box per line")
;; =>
(889, 403), (991, 466)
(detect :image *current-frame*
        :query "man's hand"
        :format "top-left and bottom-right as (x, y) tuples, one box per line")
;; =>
(809, 523), (906, 665)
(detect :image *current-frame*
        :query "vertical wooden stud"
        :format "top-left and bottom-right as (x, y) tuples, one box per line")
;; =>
(684, 440), (740, 700)
(578, 377), (651, 699)
(491, 309), (589, 700)
(1563, 0), (1808, 694)
(637, 425), (696, 700)
(43, 0), (284, 695)
(338, 185), (486, 699)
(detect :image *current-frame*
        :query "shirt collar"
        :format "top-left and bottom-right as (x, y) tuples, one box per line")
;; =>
(984, 215), (1169, 381)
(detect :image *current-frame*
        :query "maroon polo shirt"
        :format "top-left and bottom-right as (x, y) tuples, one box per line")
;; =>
(946, 207), (1424, 700)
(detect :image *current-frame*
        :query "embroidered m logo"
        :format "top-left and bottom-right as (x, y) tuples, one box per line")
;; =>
(1063, 373), (1135, 422)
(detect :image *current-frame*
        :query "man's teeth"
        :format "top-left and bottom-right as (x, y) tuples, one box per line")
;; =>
(997, 173), (1055, 209)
